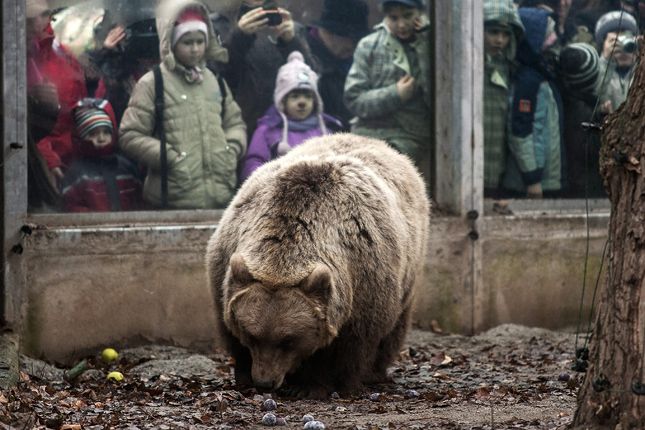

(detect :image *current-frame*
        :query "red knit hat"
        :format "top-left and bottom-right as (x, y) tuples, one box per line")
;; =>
(172, 8), (208, 48)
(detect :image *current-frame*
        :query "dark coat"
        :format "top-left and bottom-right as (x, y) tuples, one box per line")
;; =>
(306, 28), (354, 131)
(560, 92), (605, 198)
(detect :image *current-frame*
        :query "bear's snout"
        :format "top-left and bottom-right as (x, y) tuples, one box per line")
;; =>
(253, 377), (281, 390)
(252, 368), (285, 390)
(251, 350), (291, 390)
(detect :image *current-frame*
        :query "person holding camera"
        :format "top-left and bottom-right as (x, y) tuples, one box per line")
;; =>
(89, 18), (160, 126)
(594, 10), (639, 114)
(213, 0), (313, 139)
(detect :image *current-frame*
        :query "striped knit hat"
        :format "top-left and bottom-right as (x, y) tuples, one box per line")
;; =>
(559, 43), (600, 95)
(73, 98), (113, 140)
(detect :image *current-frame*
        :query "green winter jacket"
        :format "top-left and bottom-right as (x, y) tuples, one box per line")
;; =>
(344, 22), (431, 162)
(119, 0), (246, 209)
(483, 0), (524, 190)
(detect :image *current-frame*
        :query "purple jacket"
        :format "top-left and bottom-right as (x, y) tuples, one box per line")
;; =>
(240, 105), (342, 182)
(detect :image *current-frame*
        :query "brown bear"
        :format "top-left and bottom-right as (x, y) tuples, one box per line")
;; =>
(205, 133), (430, 398)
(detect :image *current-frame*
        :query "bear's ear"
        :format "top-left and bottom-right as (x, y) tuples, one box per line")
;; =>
(302, 265), (333, 304)
(230, 253), (253, 285)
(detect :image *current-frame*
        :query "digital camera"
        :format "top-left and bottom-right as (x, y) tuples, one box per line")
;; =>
(617, 34), (637, 53)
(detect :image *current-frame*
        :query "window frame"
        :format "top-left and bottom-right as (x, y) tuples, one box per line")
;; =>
(2, 0), (611, 328)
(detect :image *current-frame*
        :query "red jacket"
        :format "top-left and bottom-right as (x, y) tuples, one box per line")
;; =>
(29, 24), (87, 170)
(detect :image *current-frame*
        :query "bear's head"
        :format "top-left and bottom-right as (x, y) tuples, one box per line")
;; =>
(223, 253), (339, 389)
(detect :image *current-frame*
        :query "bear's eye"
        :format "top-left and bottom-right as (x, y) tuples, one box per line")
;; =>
(278, 337), (295, 350)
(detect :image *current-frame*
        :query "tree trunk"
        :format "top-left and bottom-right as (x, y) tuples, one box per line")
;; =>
(571, 51), (645, 428)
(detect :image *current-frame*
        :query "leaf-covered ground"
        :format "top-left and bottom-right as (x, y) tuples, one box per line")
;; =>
(0, 324), (585, 429)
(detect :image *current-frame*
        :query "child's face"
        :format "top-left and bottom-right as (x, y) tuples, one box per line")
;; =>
(85, 126), (112, 150)
(283, 89), (315, 121)
(484, 28), (511, 57)
(384, 5), (421, 41)
(174, 31), (207, 67)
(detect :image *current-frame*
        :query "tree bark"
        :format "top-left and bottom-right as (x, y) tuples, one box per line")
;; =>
(571, 50), (645, 428)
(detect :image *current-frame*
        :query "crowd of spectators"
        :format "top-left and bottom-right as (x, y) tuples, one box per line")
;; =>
(26, 0), (640, 213)
(485, 0), (641, 201)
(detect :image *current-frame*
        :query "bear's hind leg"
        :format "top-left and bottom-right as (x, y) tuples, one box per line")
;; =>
(329, 334), (380, 395)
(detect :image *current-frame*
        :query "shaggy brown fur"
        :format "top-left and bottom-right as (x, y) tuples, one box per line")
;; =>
(205, 134), (430, 398)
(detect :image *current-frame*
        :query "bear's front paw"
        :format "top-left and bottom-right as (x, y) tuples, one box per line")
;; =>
(278, 384), (329, 400)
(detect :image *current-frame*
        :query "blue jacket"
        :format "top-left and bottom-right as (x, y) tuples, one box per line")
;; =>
(504, 8), (564, 192)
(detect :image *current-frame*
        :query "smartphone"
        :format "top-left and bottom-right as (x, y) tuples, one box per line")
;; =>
(262, 0), (282, 26)
(264, 10), (282, 26)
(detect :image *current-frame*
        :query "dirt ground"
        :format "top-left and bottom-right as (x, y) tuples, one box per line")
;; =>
(1, 324), (586, 429)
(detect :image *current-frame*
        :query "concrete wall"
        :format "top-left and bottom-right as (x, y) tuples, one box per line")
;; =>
(21, 211), (609, 363)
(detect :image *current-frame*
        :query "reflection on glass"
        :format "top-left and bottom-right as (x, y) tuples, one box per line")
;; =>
(482, 0), (629, 202)
(27, 0), (435, 213)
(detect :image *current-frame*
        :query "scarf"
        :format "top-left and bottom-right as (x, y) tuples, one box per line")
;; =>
(275, 113), (327, 157)
(175, 62), (204, 84)
(287, 114), (320, 131)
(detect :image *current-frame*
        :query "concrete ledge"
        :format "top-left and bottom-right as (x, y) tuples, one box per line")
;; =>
(20, 212), (609, 362)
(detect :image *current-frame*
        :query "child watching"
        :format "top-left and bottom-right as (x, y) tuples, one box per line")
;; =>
(240, 51), (341, 182)
(344, 0), (430, 165)
(483, 0), (524, 198)
(119, 0), (246, 209)
(503, 7), (564, 198)
(61, 98), (143, 212)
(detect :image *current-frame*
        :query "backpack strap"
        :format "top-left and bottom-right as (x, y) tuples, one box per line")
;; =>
(153, 64), (168, 209)
(217, 74), (227, 118)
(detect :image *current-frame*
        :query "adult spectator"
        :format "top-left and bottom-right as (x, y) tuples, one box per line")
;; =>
(213, 0), (313, 138)
(344, 0), (431, 166)
(27, 0), (88, 198)
(595, 10), (638, 113)
(306, 0), (370, 131)
(90, 17), (160, 125)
